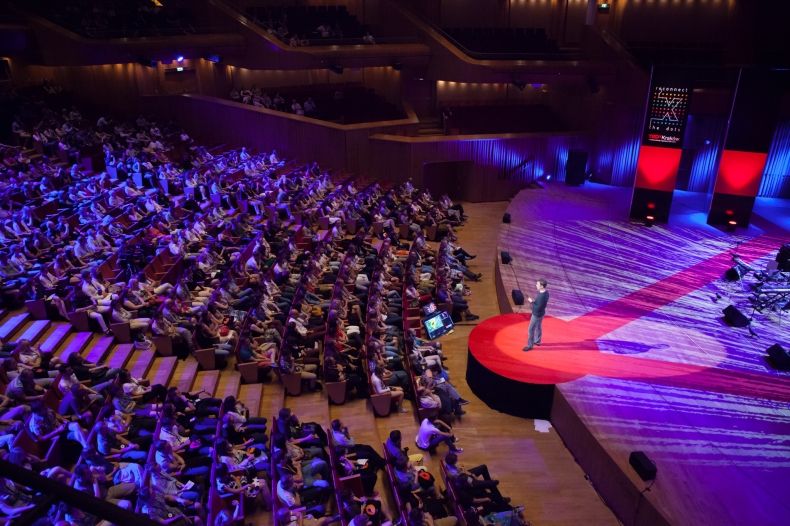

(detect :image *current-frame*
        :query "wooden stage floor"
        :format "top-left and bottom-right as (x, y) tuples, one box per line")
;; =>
(484, 183), (790, 525)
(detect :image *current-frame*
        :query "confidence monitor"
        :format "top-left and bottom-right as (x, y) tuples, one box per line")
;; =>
(423, 310), (455, 340)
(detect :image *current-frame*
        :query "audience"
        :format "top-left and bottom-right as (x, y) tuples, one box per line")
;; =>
(230, 84), (404, 125)
(0, 85), (530, 526)
(20, 0), (202, 39)
(247, 5), (370, 46)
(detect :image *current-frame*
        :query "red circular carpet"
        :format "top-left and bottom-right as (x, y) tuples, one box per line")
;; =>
(468, 312), (712, 385)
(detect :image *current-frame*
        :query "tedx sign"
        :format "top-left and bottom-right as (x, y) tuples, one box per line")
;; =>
(644, 86), (690, 147)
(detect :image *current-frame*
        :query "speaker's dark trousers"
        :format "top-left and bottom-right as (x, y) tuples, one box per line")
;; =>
(527, 314), (543, 347)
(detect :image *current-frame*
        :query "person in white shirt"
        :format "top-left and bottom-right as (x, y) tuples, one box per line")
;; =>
(144, 196), (162, 213)
(291, 100), (304, 115)
(415, 418), (461, 454)
(168, 233), (186, 257)
(370, 368), (406, 412)
(304, 98), (316, 114)
(111, 300), (150, 330)
(80, 269), (116, 307)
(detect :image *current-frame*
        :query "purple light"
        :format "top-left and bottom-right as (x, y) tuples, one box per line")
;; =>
(176, 55), (184, 63)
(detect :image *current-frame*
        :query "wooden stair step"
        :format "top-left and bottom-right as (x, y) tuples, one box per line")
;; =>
(238, 383), (263, 418)
(214, 371), (241, 401)
(83, 335), (115, 364)
(285, 391), (329, 425)
(105, 344), (135, 370)
(260, 382), (286, 422)
(56, 332), (93, 362)
(0, 312), (31, 340)
(193, 370), (221, 397)
(127, 350), (156, 379)
(170, 357), (199, 392)
(11, 320), (51, 344)
(40, 323), (72, 354)
(146, 356), (178, 387)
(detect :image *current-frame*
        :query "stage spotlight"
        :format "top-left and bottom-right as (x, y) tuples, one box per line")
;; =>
(176, 55), (185, 63)
(726, 219), (738, 232)
(598, 2), (611, 13)
(645, 215), (655, 227)
(176, 67), (184, 72)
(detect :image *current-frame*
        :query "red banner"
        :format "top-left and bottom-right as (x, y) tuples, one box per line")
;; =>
(634, 145), (683, 192)
(713, 150), (767, 197)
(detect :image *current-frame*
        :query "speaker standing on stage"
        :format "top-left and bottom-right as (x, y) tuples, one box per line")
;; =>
(523, 279), (549, 352)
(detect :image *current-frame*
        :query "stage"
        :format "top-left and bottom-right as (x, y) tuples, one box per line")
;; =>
(467, 183), (790, 526)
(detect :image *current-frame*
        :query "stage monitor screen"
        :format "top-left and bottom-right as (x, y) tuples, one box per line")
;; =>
(644, 85), (690, 147)
(423, 311), (455, 340)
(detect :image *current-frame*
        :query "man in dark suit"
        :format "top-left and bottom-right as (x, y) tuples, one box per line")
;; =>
(523, 278), (549, 352)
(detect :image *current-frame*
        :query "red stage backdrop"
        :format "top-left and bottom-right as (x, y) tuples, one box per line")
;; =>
(634, 145), (683, 193)
(713, 150), (768, 197)
(707, 68), (781, 226)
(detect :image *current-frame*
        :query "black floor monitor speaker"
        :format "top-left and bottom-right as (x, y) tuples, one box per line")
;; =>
(512, 289), (525, 305)
(501, 251), (512, 264)
(566, 150), (588, 186)
(502, 213), (511, 224)
(629, 451), (657, 481)
(767, 344), (790, 370)
(724, 266), (742, 282)
(723, 305), (749, 327)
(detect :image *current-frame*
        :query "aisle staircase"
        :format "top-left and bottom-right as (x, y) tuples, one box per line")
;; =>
(0, 310), (279, 424)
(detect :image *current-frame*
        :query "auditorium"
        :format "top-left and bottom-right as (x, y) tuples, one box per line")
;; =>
(0, 1), (789, 525)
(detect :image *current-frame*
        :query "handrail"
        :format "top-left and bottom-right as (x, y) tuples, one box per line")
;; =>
(210, 0), (427, 57)
(9, 3), (241, 46)
(437, 29), (579, 62)
(593, 27), (641, 70)
(369, 129), (586, 143)
(158, 94), (419, 132)
(0, 458), (160, 526)
(386, 0), (584, 65)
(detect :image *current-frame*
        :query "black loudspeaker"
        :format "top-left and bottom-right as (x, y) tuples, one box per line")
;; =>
(511, 289), (525, 305)
(707, 193), (756, 227)
(767, 344), (790, 370)
(629, 451), (657, 481)
(502, 213), (511, 224)
(777, 243), (790, 271)
(723, 305), (749, 327)
(724, 266), (743, 281)
(565, 150), (588, 186)
(630, 188), (673, 223)
(501, 251), (512, 265)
